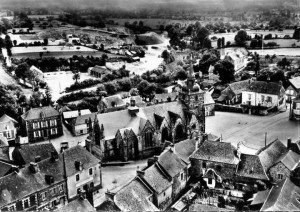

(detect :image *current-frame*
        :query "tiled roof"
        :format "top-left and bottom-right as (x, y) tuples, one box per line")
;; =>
(0, 154), (65, 208)
(158, 148), (186, 178)
(260, 178), (300, 211)
(236, 154), (269, 181)
(102, 94), (126, 108)
(257, 139), (288, 171)
(190, 141), (240, 165)
(63, 145), (100, 177)
(143, 163), (172, 194)
(15, 143), (57, 165)
(289, 76), (300, 90)
(204, 92), (215, 105)
(54, 198), (96, 212)
(74, 113), (97, 126)
(248, 81), (283, 96)
(114, 178), (158, 211)
(154, 92), (178, 102)
(274, 150), (300, 171)
(174, 139), (197, 164)
(21, 106), (59, 121)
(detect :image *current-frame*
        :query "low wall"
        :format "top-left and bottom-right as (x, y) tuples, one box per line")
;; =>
(215, 103), (243, 113)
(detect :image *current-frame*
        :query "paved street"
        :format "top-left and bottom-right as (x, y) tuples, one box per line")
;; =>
(206, 110), (300, 150)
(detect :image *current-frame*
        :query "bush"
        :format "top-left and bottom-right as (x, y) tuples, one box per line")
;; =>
(38, 80), (47, 88)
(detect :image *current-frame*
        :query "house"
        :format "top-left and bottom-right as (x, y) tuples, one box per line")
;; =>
(88, 66), (109, 78)
(29, 65), (44, 79)
(21, 106), (63, 143)
(189, 140), (240, 181)
(0, 114), (18, 145)
(12, 143), (57, 167)
(221, 47), (248, 72)
(287, 76), (300, 99)
(268, 150), (300, 183)
(203, 169), (219, 189)
(240, 81), (286, 115)
(62, 109), (91, 123)
(0, 151), (67, 211)
(89, 64), (205, 162)
(98, 94), (127, 113)
(260, 178), (300, 211)
(0, 161), (14, 177)
(290, 95), (300, 121)
(63, 146), (102, 207)
(123, 96), (146, 107)
(204, 92), (215, 116)
(71, 113), (96, 136)
(54, 198), (96, 212)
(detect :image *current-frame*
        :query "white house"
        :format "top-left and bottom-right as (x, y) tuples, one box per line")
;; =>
(71, 113), (96, 136)
(221, 47), (248, 73)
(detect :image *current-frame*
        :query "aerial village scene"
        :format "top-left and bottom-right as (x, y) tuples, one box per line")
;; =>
(1, 0), (300, 211)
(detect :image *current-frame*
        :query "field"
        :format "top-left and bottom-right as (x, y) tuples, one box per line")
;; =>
(249, 48), (300, 56)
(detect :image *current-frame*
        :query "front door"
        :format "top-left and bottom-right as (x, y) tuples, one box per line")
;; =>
(43, 129), (48, 138)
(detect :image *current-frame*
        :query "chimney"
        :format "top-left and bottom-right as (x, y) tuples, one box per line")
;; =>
(137, 169), (145, 178)
(75, 161), (83, 171)
(51, 151), (59, 161)
(287, 138), (292, 149)
(12, 165), (19, 173)
(78, 110), (81, 116)
(45, 175), (54, 184)
(35, 155), (41, 163)
(29, 162), (39, 173)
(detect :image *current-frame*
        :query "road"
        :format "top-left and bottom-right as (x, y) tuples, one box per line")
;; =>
(206, 109), (300, 151)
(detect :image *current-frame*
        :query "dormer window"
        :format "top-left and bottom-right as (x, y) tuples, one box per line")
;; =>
(40, 112), (45, 119)
(75, 161), (83, 171)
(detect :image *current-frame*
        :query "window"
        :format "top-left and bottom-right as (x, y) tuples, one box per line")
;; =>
(202, 162), (207, 169)
(76, 174), (80, 181)
(6, 131), (11, 138)
(80, 130), (84, 134)
(33, 122), (40, 129)
(41, 192), (46, 201)
(208, 178), (213, 185)
(267, 96), (272, 102)
(248, 94), (252, 100)
(50, 120), (57, 126)
(42, 121), (48, 127)
(23, 198), (30, 209)
(89, 168), (93, 176)
(34, 131), (40, 138)
(49, 188), (54, 196)
(180, 172), (184, 181)
(51, 128), (57, 135)
(7, 204), (16, 211)
(59, 185), (63, 192)
(261, 95), (265, 102)
(278, 173), (283, 180)
(145, 131), (153, 148)
(163, 192), (166, 196)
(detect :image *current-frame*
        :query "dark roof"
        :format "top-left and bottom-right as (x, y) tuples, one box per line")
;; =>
(236, 154), (269, 181)
(90, 65), (109, 74)
(260, 178), (300, 211)
(73, 113), (97, 126)
(274, 150), (300, 171)
(97, 199), (120, 211)
(114, 178), (158, 211)
(248, 81), (283, 96)
(0, 154), (65, 208)
(154, 92), (178, 102)
(102, 94), (126, 108)
(175, 139), (197, 164)
(15, 143), (57, 165)
(257, 139), (288, 171)
(0, 161), (12, 177)
(190, 140), (240, 165)
(63, 145), (100, 177)
(143, 163), (172, 194)
(21, 106), (59, 121)
(158, 148), (186, 178)
(54, 198), (96, 212)
(224, 79), (252, 96)
(289, 76), (300, 90)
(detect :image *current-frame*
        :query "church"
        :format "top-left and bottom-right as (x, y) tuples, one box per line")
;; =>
(89, 64), (206, 162)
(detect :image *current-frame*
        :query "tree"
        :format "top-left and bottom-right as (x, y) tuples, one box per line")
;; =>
(43, 86), (52, 106)
(214, 59), (235, 83)
(221, 37), (225, 47)
(203, 37), (212, 49)
(15, 63), (30, 80)
(175, 69), (188, 80)
(104, 82), (117, 95)
(277, 57), (291, 69)
(293, 27), (300, 39)
(235, 30), (248, 46)
(93, 115), (101, 146)
(186, 24), (194, 36)
(194, 27), (210, 48)
(161, 50), (170, 61)
(13, 40), (17, 46)
(72, 71), (80, 84)
(217, 38), (222, 48)
(43, 38), (48, 46)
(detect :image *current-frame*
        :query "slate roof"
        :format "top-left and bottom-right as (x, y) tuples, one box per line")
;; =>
(63, 145), (100, 177)
(114, 178), (158, 211)
(143, 163), (172, 194)
(0, 114), (17, 132)
(21, 106), (59, 121)
(73, 113), (97, 126)
(248, 81), (283, 96)
(257, 139), (288, 171)
(158, 148), (186, 178)
(14, 143), (57, 165)
(102, 94), (126, 108)
(236, 154), (269, 181)
(174, 138), (197, 164)
(0, 161), (12, 177)
(0, 114), (17, 124)
(89, 65), (109, 74)
(289, 76), (300, 90)
(250, 189), (270, 206)
(260, 178), (300, 211)
(0, 153), (65, 208)
(54, 198), (96, 212)
(274, 150), (300, 171)
(190, 140), (240, 165)
(63, 109), (91, 119)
